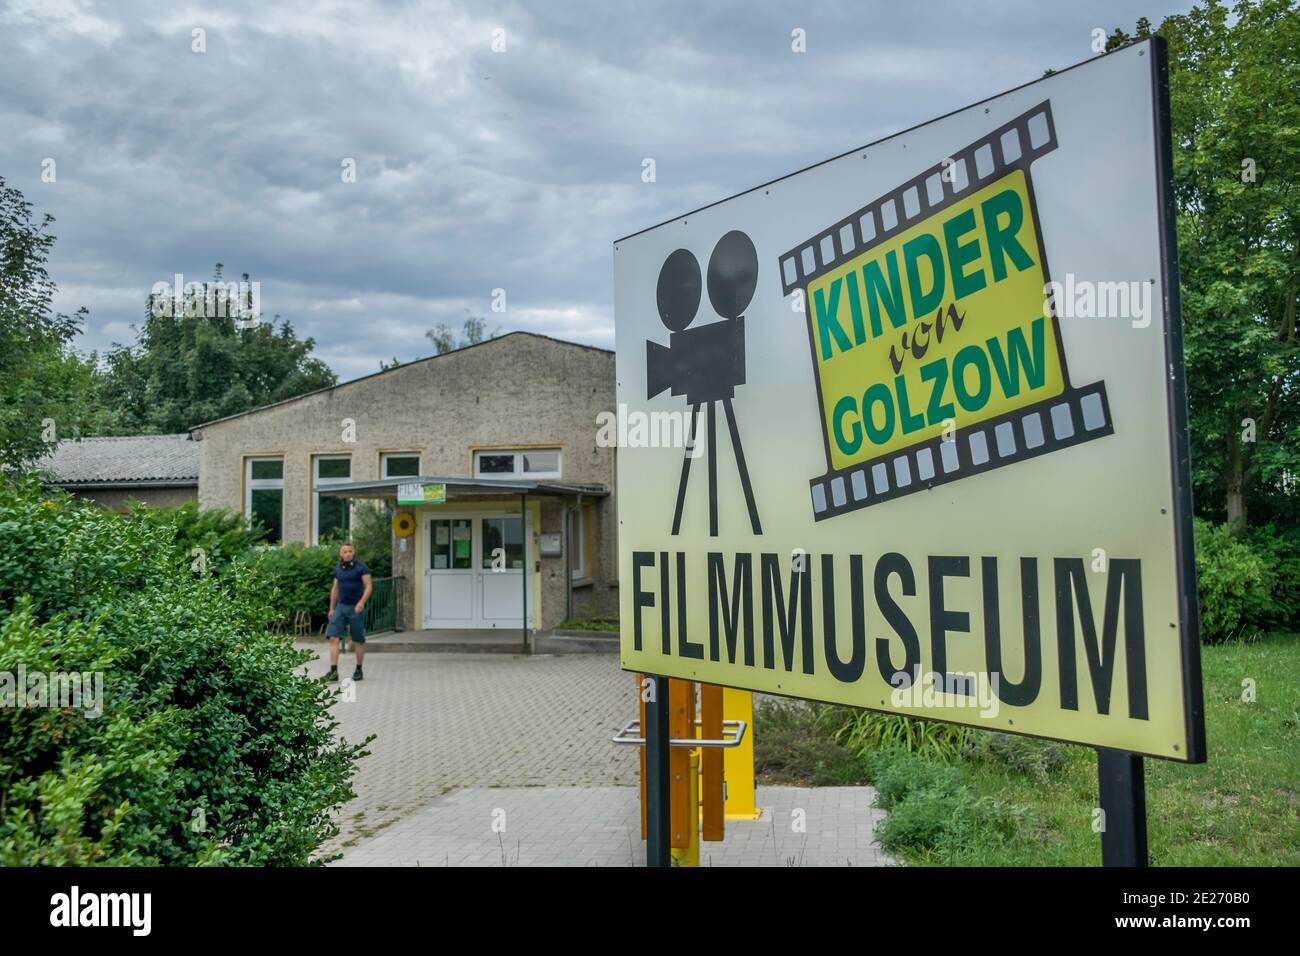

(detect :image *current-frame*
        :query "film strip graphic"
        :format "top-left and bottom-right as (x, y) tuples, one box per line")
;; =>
(777, 100), (1115, 521)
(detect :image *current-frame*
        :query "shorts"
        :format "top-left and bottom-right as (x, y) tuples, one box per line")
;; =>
(325, 603), (366, 643)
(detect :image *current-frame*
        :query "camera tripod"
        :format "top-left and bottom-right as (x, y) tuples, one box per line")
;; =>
(672, 397), (762, 537)
(652, 230), (765, 538)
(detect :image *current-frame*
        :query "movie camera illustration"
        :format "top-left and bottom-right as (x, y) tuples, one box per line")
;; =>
(647, 230), (764, 537)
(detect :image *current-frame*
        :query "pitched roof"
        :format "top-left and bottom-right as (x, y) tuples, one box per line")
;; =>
(189, 330), (613, 434)
(37, 434), (199, 487)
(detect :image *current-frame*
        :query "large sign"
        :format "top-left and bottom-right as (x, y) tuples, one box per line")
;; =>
(614, 40), (1205, 762)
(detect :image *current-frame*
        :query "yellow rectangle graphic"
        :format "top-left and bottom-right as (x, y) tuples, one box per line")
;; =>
(807, 170), (1065, 470)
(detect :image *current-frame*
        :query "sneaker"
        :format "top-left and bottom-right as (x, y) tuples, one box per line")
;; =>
(325, 667), (339, 682)
(352, 666), (364, 681)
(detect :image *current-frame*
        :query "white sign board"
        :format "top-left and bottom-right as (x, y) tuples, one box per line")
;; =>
(613, 40), (1204, 761)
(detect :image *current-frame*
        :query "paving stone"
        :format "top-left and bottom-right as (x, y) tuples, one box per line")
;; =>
(308, 646), (894, 867)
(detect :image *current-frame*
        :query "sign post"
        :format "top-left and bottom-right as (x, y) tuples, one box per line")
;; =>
(614, 38), (1205, 866)
(643, 675), (672, 867)
(1097, 749), (1148, 866)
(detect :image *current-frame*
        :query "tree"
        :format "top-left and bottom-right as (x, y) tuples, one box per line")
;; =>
(0, 176), (106, 469)
(1109, 1), (1300, 531)
(98, 265), (338, 433)
(425, 313), (499, 355)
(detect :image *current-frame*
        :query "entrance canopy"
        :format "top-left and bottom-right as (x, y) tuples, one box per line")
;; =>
(315, 475), (609, 501)
(318, 476), (608, 649)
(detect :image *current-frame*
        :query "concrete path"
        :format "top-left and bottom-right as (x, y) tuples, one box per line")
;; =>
(333, 785), (893, 867)
(305, 646), (892, 865)
(305, 647), (639, 852)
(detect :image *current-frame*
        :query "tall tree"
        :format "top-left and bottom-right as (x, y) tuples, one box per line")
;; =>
(425, 314), (499, 355)
(1110, 1), (1300, 530)
(99, 265), (338, 433)
(0, 176), (106, 469)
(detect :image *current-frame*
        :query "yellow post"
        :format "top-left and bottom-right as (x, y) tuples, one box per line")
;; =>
(671, 750), (700, 867)
(722, 688), (760, 820)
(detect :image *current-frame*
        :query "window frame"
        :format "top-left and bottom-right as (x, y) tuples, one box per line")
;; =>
(473, 447), (562, 480)
(244, 456), (284, 544)
(312, 453), (353, 545)
(569, 506), (588, 580)
(381, 452), (421, 479)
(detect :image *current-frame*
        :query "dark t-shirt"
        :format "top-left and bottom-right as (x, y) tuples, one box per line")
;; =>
(334, 560), (371, 606)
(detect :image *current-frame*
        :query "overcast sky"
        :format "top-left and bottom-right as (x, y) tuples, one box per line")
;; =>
(1, 0), (1196, 381)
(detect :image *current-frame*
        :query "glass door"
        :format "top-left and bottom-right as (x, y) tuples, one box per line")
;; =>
(479, 515), (530, 627)
(424, 517), (474, 626)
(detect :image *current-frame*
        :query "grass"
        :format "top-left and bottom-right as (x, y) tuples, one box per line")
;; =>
(952, 631), (1300, 866)
(556, 617), (619, 632)
(753, 632), (1300, 866)
(753, 699), (871, 787)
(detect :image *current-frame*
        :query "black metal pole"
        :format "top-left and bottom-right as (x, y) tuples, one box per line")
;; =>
(1097, 748), (1147, 866)
(644, 674), (671, 867)
(520, 493), (529, 655)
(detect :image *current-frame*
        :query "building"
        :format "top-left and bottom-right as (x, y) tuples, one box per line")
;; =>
(189, 332), (618, 633)
(36, 434), (199, 510)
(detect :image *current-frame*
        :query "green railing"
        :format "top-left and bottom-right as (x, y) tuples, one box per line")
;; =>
(363, 576), (405, 635)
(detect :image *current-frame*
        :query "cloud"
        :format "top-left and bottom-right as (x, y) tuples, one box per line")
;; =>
(0, 0), (1195, 380)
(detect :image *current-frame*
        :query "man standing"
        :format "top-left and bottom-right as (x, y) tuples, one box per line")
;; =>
(325, 542), (372, 682)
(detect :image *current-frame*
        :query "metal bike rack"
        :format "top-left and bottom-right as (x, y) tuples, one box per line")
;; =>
(611, 717), (747, 749)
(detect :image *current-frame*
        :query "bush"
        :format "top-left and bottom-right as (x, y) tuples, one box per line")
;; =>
(753, 699), (868, 786)
(864, 747), (964, 810)
(127, 500), (265, 577)
(1244, 524), (1300, 628)
(1194, 518), (1275, 641)
(967, 731), (1067, 781)
(0, 475), (368, 865)
(346, 501), (393, 579)
(236, 543), (339, 628)
(865, 746), (1028, 859)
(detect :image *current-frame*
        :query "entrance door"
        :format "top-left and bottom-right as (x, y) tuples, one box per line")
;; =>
(479, 515), (527, 627)
(424, 517), (474, 626)
(423, 513), (532, 629)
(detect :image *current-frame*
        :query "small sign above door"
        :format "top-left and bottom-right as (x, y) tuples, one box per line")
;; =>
(398, 482), (446, 505)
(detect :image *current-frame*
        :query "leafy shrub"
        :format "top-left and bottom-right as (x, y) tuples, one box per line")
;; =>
(967, 731), (1068, 781)
(873, 784), (1024, 857)
(346, 501), (393, 578)
(0, 475), (368, 865)
(127, 500), (265, 577)
(1194, 518), (1275, 641)
(1244, 524), (1300, 628)
(864, 747), (964, 810)
(236, 543), (339, 628)
(865, 746), (1028, 859)
(753, 699), (868, 786)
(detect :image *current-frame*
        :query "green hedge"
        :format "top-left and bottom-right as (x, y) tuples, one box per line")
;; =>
(127, 500), (266, 577)
(1194, 519), (1300, 641)
(0, 476), (368, 865)
(237, 543), (339, 628)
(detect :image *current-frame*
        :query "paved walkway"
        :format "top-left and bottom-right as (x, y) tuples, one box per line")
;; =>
(334, 786), (892, 867)
(304, 648), (639, 853)
(306, 647), (892, 865)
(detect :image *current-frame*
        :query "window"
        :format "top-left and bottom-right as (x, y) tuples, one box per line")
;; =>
(382, 453), (420, 478)
(429, 518), (472, 570)
(245, 457), (284, 544)
(473, 448), (561, 479)
(482, 516), (525, 570)
(569, 506), (588, 579)
(313, 455), (352, 544)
